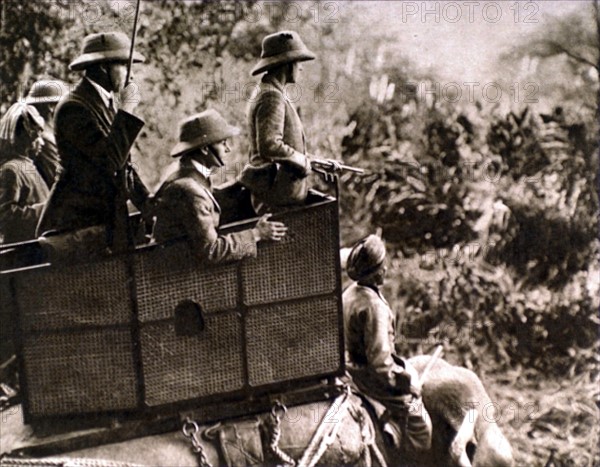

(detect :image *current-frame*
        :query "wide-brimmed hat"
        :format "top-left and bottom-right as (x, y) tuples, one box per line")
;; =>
(69, 31), (145, 71)
(251, 30), (315, 76)
(25, 80), (69, 105)
(171, 109), (240, 157)
(347, 235), (387, 281)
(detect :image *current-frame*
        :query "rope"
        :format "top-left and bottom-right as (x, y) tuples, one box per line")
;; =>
(264, 402), (296, 466)
(348, 397), (388, 467)
(297, 387), (352, 467)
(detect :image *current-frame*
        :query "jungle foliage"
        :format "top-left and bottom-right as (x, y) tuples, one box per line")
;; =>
(1, 2), (598, 463)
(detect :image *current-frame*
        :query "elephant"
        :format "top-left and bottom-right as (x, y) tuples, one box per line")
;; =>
(1, 357), (513, 467)
(402, 355), (514, 467)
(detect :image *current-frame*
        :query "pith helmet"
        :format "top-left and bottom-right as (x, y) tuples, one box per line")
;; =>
(25, 80), (69, 105)
(347, 235), (387, 281)
(69, 31), (145, 71)
(171, 109), (240, 157)
(251, 30), (315, 76)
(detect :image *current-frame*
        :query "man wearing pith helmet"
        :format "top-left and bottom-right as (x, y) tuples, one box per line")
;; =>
(24, 79), (69, 189)
(343, 234), (432, 456)
(240, 30), (317, 213)
(153, 109), (287, 265)
(37, 31), (150, 246)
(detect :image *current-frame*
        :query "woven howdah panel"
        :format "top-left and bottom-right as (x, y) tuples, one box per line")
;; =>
(15, 258), (130, 332)
(135, 243), (238, 323)
(22, 329), (138, 415)
(246, 296), (341, 386)
(141, 312), (245, 406)
(241, 203), (337, 306)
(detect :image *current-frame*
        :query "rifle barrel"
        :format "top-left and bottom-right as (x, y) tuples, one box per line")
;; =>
(312, 158), (365, 174)
(125, 0), (142, 85)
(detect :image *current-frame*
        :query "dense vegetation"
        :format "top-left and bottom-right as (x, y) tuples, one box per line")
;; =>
(1, 1), (598, 465)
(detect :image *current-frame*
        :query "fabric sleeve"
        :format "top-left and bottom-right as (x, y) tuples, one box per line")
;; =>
(177, 183), (257, 264)
(363, 302), (412, 394)
(56, 102), (144, 174)
(0, 164), (44, 238)
(254, 91), (310, 176)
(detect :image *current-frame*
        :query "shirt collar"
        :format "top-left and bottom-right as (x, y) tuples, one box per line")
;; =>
(86, 77), (114, 109)
(262, 74), (285, 93)
(189, 158), (213, 179)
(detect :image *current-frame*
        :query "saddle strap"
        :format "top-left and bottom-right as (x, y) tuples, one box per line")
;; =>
(297, 388), (352, 467)
(348, 396), (388, 467)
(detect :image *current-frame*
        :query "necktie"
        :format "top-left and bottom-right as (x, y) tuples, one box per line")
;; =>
(109, 94), (117, 112)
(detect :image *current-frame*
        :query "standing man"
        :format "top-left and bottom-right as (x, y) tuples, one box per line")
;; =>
(241, 30), (315, 213)
(24, 79), (69, 189)
(37, 31), (149, 247)
(343, 235), (432, 456)
(153, 109), (286, 264)
(0, 103), (49, 244)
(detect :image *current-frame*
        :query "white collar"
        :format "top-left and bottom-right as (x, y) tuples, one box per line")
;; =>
(86, 77), (114, 109)
(190, 158), (213, 179)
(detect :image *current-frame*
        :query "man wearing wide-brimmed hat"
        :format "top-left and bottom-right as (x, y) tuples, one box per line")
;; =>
(24, 79), (69, 188)
(37, 31), (150, 246)
(240, 30), (317, 212)
(343, 234), (432, 457)
(153, 109), (286, 264)
(0, 103), (49, 244)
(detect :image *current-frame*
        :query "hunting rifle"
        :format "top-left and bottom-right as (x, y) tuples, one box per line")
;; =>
(310, 157), (365, 175)
(239, 157), (364, 194)
(310, 157), (364, 185)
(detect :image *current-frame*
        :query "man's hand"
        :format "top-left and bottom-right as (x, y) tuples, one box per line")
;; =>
(310, 157), (350, 183)
(393, 364), (421, 398)
(253, 214), (287, 242)
(119, 81), (140, 114)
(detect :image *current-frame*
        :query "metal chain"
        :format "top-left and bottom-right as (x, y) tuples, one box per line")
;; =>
(182, 418), (213, 467)
(265, 401), (296, 466)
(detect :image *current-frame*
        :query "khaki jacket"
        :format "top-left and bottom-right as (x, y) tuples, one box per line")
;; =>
(244, 75), (311, 207)
(0, 156), (49, 244)
(342, 282), (412, 397)
(153, 158), (257, 264)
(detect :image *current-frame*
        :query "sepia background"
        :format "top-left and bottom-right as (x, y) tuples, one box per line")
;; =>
(1, 1), (598, 465)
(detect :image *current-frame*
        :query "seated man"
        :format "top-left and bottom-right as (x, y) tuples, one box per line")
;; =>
(342, 234), (432, 454)
(153, 109), (286, 264)
(0, 103), (49, 244)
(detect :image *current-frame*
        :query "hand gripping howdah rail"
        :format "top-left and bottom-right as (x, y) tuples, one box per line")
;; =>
(2, 190), (345, 422)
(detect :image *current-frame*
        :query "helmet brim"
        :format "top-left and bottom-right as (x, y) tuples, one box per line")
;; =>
(69, 50), (145, 71)
(251, 50), (315, 76)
